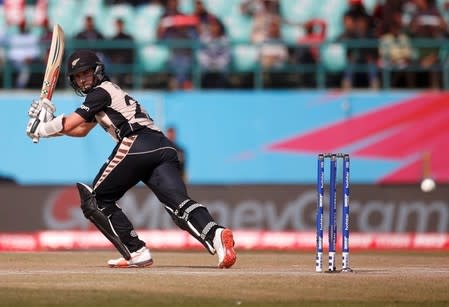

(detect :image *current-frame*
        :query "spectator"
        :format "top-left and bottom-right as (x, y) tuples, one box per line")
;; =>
(355, 14), (379, 89)
(109, 18), (135, 88)
(241, 0), (265, 16)
(74, 15), (109, 68)
(409, 0), (447, 88)
(39, 18), (64, 90)
(241, 0), (280, 18)
(75, 15), (105, 41)
(241, 0), (282, 44)
(336, 13), (358, 89)
(193, 0), (225, 38)
(345, 0), (371, 21)
(337, 12), (379, 90)
(157, 0), (199, 90)
(297, 18), (327, 87)
(379, 12), (415, 88)
(259, 19), (289, 88)
(165, 126), (187, 182)
(298, 19), (327, 64)
(260, 19), (288, 69)
(39, 18), (53, 61)
(6, 19), (40, 88)
(409, 0), (447, 37)
(337, 13), (358, 42)
(372, 0), (408, 36)
(197, 16), (230, 88)
(39, 18), (53, 48)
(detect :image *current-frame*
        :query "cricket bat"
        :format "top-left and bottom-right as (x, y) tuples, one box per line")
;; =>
(30, 24), (65, 143)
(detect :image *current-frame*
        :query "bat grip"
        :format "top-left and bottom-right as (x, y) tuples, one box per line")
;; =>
(31, 118), (41, 144)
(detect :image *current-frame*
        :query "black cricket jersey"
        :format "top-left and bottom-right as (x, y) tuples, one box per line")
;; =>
(75, 81), (160, 142)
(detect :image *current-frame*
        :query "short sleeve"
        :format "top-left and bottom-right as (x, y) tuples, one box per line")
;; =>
(75, 87), (111, 122)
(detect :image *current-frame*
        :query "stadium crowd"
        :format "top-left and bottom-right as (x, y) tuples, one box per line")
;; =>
(1, 0), (449, 90)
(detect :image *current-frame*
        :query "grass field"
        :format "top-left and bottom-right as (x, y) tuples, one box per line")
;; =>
(1, 250), (449, 306)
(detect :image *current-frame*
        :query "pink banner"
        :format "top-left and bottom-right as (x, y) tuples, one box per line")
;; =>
(4, 0), (25, 25)
(1, 230), (448, 252)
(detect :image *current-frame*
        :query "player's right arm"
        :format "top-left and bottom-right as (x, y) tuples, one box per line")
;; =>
(62, 113), (96, 137)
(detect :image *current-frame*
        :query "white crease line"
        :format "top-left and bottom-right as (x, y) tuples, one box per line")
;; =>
(0, 270), (316, 277)
(1, 268), (449, 277)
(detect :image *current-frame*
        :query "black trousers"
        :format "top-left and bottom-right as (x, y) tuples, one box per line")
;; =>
(92, 129), (189, 252)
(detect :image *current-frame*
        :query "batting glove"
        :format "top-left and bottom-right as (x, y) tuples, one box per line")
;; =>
(28, 98), (56, 122)
(26, 114), (64, 140)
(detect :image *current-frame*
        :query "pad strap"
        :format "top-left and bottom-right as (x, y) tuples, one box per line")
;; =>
(170, 199), (219, 254)
(201, 221), (217, 240)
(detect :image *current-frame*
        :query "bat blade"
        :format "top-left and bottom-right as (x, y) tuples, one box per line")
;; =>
(40, 24), (65, 100)
(32, 24), (65, 143)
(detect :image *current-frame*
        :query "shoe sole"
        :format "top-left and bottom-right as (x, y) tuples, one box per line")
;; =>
(218, 229), (237, 269)
(109, 259), (153, 268)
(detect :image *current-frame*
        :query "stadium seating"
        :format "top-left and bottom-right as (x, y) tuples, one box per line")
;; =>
(36, 0), (358, 43)
(320, 43), (347, 72)
(3, 0), (449, 90)
(80, 0), (104, 18)
(319, 0), (346, 40)
(201, 0), (241, 20)
(132, 4), (163, 43)
(47, 0), (81, 37)
(98, 3), (135, 38)
(139, 44), (170, 72)
(44, 0), (355, 47)
(0, 6), (3, 27)
(280, 0), (317, 24)
(281, 24), (303, 45)
(223, 14), (253, 43)
(231, 44), (259, 72)
(362, 0), (378, 13)
(179, 0), (194, 14)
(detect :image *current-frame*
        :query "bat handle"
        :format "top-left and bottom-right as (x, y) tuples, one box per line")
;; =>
(30, 118), (41, 144)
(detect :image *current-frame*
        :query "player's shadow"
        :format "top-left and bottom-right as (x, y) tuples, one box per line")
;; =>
(147, 265), (218, 269)
(94, 265), (218, 270)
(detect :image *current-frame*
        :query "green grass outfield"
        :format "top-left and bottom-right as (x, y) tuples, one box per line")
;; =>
(1, 250), (449, 306)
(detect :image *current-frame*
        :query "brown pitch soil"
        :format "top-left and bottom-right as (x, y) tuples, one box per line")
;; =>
(0, 250), (448, 306)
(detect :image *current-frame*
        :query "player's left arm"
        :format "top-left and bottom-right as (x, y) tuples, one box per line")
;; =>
(27, 112), (96, 139)
(27, 88), (108, 139)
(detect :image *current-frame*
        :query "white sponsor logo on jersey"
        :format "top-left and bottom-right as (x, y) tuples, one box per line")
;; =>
(80, 104), (90, 111)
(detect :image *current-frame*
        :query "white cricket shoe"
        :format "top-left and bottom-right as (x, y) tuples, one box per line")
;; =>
(107, 246), (153, 268)
(213, 228), (237, 269)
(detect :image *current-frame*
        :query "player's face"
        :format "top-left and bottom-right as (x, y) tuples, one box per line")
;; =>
(73, 68), (95, 92)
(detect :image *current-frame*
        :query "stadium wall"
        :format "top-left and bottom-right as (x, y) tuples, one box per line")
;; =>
(2, 90), (448, 251)
(1, 184), (449, 251)
(2, 90), (447, 185)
